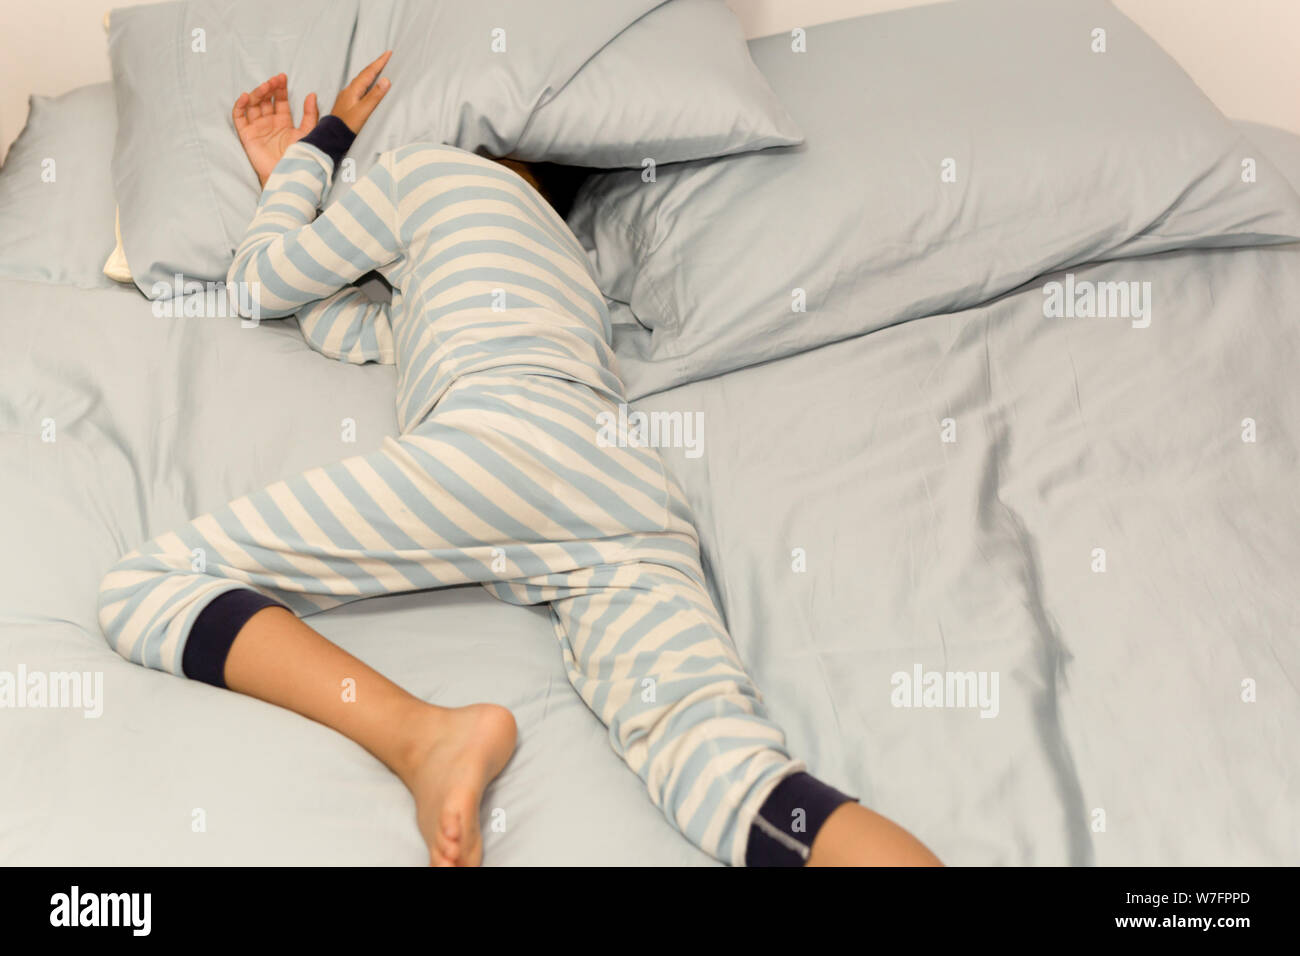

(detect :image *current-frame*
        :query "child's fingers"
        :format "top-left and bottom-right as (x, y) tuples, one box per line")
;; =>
(253, 76), (280, 118)
(350, 50), (392, 96)
(274, 85), (291, 120)
(247, 82), (268, 118)
(265, 76), (284, 117)
(232, 92), (250, 132)
(298, 92), (320, 133)
(353, 77), (390, 127)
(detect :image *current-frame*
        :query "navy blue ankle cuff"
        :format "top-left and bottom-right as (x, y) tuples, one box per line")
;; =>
(745, 772), (855, 867)
(182, 588), (285, 688)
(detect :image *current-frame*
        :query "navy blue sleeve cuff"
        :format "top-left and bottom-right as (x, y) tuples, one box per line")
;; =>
(299, 114), (357, 171)
(745, 772), (856, 866)
(182, 589), (286, 688)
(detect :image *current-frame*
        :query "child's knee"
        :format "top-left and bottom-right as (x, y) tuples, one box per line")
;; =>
(95, 549), (177, 660)
(96, 553), (141, 650)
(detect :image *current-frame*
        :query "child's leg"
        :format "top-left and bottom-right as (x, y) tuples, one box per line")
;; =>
(451, 373), (939, 865)
(809, 802), (941, 866)
(98, 371), (937, 866)
(514, 553), (940, 866)
(95, 429), (546, 865)
(221, 605), (514, 866)
(96, 379), (693, 864)
(505, 557), (793, 864)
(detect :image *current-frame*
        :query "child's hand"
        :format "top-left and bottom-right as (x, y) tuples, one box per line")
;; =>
(232, 74), (319, 186)
(328, 51), (393, 134)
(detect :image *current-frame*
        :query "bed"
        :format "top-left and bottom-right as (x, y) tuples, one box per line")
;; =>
(2, 0), (1297, 866)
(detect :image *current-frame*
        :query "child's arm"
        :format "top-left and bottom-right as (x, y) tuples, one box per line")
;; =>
(226, 54), (396, 344)
(294, 281), (394, 365)
(227, 138), (399, 320)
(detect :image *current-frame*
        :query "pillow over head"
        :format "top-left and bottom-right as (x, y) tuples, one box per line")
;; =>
(108, 0), (800, 295)
(509, 0), (802, 167)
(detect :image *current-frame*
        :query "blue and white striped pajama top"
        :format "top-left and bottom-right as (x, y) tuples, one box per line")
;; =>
(97, 130), (847, 866)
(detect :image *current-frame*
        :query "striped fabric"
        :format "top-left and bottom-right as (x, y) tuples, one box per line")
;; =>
(96, 142), (802, 864)
(233, 142), (625, 433)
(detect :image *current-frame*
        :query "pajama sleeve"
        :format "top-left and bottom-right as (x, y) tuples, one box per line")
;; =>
(226, 140), (401, 333)
(293, 282), (395, 364)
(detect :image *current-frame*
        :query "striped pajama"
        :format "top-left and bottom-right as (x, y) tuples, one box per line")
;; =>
(96, 140), (815, 865)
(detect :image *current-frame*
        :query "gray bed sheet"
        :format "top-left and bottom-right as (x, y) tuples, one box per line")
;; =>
(4, 144), (1299, 867)
(0, 280), (703, 865)
(636, 238), (1300, 864)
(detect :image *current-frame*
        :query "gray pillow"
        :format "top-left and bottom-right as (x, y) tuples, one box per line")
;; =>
(110, 0), (361, 296)
(329, 0), (663, 183)
(109, 0), (800, 294)
(569, 0), (1300, 399)
(0, 83), (118, 288)
(509, 0), (802, 167)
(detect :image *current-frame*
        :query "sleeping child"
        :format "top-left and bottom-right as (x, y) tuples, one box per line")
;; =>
(96, 52), (940, 869)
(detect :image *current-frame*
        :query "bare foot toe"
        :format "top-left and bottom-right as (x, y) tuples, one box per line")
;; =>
(402, 703), (516, 867)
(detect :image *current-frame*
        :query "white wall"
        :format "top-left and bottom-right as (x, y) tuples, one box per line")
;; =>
(3, 0), (1298, 155)
(1109, 0), (1300, 133)
(1, 3), (122, 155)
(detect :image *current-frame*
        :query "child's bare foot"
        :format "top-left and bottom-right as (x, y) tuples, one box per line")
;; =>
(398, 703), (517, 866)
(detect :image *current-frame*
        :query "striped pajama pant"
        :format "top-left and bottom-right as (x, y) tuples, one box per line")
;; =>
(97, 370), (806, 865)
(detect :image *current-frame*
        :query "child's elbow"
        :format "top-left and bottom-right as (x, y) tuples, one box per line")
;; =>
(225, 249), (275, 319)
(222, 257), (263, 319)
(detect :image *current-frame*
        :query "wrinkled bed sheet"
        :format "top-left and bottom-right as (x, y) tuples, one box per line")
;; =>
(4, 161), (1299, 867)
(637, 239), (1300, 864)
(0, 283), (703, 864)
